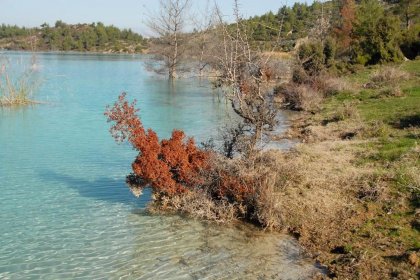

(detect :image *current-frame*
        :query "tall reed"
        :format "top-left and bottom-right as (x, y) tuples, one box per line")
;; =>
(0, 56), (40, 106)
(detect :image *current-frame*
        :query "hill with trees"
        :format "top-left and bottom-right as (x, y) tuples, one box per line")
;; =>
(0, 21), (147, 53)
(241, 0), (419, 62)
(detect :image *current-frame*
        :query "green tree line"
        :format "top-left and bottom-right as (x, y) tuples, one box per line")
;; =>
(0, 21), (147, 53)
(241, 0), (419, 64)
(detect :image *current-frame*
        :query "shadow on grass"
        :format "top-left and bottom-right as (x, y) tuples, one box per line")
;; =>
(393, 114), (420, 129)
(37, 169), (150, 206)
(321, 116), (341, 126)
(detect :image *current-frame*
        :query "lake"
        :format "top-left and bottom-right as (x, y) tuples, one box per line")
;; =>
(0, 52), (318, 279)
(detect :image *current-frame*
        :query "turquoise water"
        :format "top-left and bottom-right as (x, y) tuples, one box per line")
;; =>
(0, 52), (317, 279)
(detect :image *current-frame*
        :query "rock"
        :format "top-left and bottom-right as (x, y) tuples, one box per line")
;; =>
(408, 252), (418, 267)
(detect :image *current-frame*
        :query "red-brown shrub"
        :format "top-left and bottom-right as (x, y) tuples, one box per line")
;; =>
(105, 94), (278, 226)
(105, 93), (209, 195)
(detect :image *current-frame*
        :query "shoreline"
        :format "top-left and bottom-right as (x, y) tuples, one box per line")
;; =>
(0, 48), (145, 56)
(272, 61), (420, 279)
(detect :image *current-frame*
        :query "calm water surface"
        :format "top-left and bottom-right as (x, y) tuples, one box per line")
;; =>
(0, 52), (318, 279)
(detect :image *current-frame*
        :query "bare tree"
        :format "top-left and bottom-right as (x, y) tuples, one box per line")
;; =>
(208, 1), (280, 155)
(147, 0), (191, 79)
(188, 1), (217, 77)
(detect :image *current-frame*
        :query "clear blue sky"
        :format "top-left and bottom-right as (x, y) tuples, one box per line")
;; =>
(0, 0), (309, 35)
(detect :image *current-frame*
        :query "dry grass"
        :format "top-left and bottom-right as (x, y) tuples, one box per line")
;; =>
(335, 101), (360, 121)
(361, 67), (410, 98)
(276, 83), (323, 112)
(268, 141), (369, 230)
(148, 190), (238, 223)
(369, 66), (410, 87)
(0, 64), (39, 106)
(379, 85), (405, 97)
(315, 75), (354, 97)
(281, 84), (419, 278)
(262, 51), (293, 60)
(359, 120), (391, 138)
(268, 136), (419, 278)
(147, 139), (372, 235)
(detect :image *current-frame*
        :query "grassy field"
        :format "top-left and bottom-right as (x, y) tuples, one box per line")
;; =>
(282, 59), (419, 279)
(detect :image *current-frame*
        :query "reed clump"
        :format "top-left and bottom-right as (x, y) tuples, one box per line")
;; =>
(0, 59), (39, 106)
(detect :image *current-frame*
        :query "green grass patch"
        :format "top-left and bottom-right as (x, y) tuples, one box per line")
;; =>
(401, 59), (420, 76)
(357, 86), (419, 122)
(359, 137), (417, 164)
(323, 60), (420, 126)
(358, 208), (420, 250)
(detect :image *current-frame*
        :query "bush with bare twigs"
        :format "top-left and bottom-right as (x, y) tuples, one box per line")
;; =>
(369, 66), (410, 87)
(315, 75), (354, 96)
(274, 83), (323, 112)
(363, 66), (410, 97)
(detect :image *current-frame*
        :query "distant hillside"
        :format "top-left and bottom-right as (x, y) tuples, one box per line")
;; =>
(0, 21), (147, 53)
(241, 0), (419, 52)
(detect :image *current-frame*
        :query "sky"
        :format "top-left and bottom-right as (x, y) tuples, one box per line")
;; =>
(0, 0), (309, 36)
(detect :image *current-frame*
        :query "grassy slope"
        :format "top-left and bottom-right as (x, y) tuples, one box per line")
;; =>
(286, 60), (419, 279)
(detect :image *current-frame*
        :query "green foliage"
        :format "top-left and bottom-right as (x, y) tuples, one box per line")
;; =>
(352, 0), (403, 65)
(400, 23), (420, 59)
(323, 37), (337, 67)
(385, 0), (420, 28)
(372, 137), (417, 162)
(295, 37), (338, 80)
(0, 24), (30, 37)
(0, 21), (147, 53)
(240, 1), (338, 51)
(297, 41), (325, 76)
(234, 0), (419, 64)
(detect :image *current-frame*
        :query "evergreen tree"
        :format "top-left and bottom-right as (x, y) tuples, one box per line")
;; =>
(352, 0), (402, 64)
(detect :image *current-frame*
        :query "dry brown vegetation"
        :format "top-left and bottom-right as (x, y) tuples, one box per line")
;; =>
(273, 73), (355, 114)
(369, 66), (410, 87)
(275, 83), (323, 112)
(279, 114), (419, 278)
(279, 61), (420, 278)
(362, 66), (411, 98)
(315, 75), (354, 96)
(0, 63), (39, 106)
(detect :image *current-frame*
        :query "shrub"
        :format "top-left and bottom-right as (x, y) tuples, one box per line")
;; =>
(105, 93), (210, 196)
(105, 94), (287, 227)
(292, 65), (310, 84)
(379, 86), (404, 97)
(297, 41), (325, 76)
(323, 37), (337, 67)
(360, 120), (390, 138)
(314, 75), (353, 96)
(400, 24), (420, 60)
(370, 66), (410, 87)
(351, 0), (403, 65)
(275, 83), (323, 112)
(335, 101), (359, 121)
